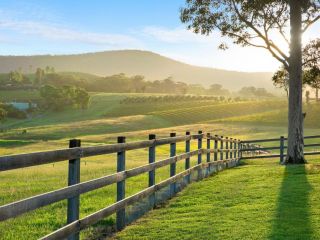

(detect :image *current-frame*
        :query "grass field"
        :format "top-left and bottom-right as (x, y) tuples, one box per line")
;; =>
(114, 158), (320, 240)
(1, 92), (320, 239)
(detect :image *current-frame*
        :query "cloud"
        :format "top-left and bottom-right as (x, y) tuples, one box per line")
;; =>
(142, 26), (213, 44)
(0, 19), (142, 47)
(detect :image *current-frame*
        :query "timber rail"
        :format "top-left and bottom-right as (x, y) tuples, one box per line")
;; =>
(0, 131), (247, 240)
(241, 135), (320, 162)
(1, 132), (320, 239)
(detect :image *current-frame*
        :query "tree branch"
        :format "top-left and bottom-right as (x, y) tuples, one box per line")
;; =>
(302, 15), (320, 33)
(230, 0), (289, 65)
(303, 57), (319, 67)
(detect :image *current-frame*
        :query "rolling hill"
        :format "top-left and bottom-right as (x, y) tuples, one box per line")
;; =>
(0, 50), (274, 91)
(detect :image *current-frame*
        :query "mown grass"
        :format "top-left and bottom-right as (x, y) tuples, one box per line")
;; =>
(114, 157), (320, 240)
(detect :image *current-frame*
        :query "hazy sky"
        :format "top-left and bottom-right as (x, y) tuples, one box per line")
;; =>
(0, 0), (318, 72)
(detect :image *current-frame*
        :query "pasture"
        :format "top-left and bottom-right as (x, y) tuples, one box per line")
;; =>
(1, 92), (320, 239)
(115, 158), (320, 240)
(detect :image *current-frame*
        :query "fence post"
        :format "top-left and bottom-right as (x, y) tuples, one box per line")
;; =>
(148, 134), (156, 187)
(280, 136), (284, 164)
(198, 130), (203, 164)
(67, 139), (81, 240)
(170, 132), (176, 197)
(185, 131), (191, 183)
(207, 133), (211, 162)
(198, 130), (203, 179)
(206, 133), (211, 176)
(116, 136), (126, 230)
(214, 135), (218, 161)
(148, 134), (156, 207)
(230, 138), (233, 159)
(239, 141), (242, 159)
(234, 140), (238, 159)
(226, 137), (229, 160)
(220, 136), (224, 161)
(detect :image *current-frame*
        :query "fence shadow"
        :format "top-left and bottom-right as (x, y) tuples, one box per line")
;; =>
(269, 165), (312, 239)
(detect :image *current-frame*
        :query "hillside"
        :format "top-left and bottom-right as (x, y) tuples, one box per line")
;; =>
(0, 50), (274, 91)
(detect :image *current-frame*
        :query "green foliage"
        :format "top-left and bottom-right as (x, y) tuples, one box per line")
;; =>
(238, 86), (274, 97)
(74, 87), (90, 109)
(304, 66), (320, 89)
(0, 103), (27, 119)
(180, 1), (319, 69)
(303, 38), (320, 69)
(0, 70), (31, 88)
(45, 66), (55, 74)
(43, 73), (87, 88)
(208, 84), (230, 95)
(39, 85), (90, 111)
(34, 68), (45, 85)
(273, 67), (289, 96)
(89, 74), (189, 94)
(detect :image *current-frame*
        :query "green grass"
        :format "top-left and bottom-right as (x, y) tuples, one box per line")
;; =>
(212, 102), (320, 128)
(0, 94), (288, 140)
(0, 90), (40, 102)
(114, 158), (320, 240)
(1, 93), (320, 239)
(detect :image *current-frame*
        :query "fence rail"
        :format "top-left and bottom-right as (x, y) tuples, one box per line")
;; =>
(241, 135), (320, 161)
(2, 132), (319, 239)
(0, 131), (244, 240)
(0, 134), (203, 172)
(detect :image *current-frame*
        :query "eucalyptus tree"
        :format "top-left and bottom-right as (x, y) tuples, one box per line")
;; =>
(272, 39), (319, 97)
(180, 0), (319, 163)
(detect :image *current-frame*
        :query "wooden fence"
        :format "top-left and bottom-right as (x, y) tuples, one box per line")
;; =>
(0, 131), (248, 240)
(241, 135), (320, 162)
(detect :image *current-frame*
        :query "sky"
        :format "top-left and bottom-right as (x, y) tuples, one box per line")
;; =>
(0, 0), (318, 72)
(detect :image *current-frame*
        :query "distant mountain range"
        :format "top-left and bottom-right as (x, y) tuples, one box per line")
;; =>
(0, 50), (274, 91)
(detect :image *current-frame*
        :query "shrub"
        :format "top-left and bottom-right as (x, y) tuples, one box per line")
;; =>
(0, 104), (27, 119)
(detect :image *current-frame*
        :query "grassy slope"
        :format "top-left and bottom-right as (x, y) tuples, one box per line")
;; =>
(115, 158), (320, 240)
(1, 93), (320, 239)
(212, 102), (320, 128)
(0, 93), (288, 141)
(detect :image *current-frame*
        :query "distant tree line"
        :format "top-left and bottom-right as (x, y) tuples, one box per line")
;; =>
(0, 66), (55, 89)
(237, 87), (274, 98)
(1, 67), (274, 98)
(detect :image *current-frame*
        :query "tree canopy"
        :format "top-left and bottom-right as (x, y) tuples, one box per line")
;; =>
(180, 0), (319, 69)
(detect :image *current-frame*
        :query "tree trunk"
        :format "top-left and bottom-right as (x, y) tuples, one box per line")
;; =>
(316, 88), (319, 101)
(285, 0), (305, 164)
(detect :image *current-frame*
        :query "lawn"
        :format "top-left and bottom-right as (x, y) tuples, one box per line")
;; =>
(114, 157), (320, 240)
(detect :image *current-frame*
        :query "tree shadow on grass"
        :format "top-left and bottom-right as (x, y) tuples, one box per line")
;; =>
(269, 165), (313, 239)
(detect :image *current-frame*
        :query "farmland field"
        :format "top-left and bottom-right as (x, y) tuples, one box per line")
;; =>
(1, 92), (320, 239)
